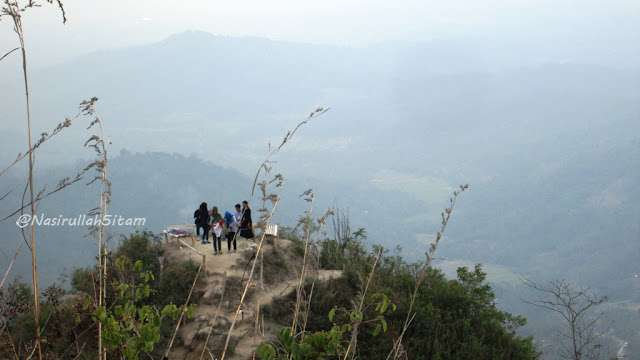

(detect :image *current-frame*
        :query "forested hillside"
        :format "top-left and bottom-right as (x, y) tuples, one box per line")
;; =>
(1, 225), (540, 359)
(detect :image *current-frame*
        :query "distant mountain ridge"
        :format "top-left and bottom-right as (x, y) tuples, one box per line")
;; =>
(1, 30), (638, 173)
(0, 29), (638, 305)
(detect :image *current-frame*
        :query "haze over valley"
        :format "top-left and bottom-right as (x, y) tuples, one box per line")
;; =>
(1, 2), (638, 358)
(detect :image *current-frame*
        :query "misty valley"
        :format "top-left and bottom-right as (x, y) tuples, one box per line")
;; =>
(1, 5), (638, 360)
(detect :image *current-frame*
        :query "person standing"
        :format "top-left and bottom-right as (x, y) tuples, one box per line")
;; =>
(225, 207), (239, 253)
(234, 203), (242, 229)
(198, 202), (210, 244)
(194, 207), (201, 236)
(210, 206), (223, 254)
(239, 200), (254, 240)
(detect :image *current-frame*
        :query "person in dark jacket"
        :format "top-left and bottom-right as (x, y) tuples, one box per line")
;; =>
(198, 202), (210, 244)
(194, 207), (201, 236)
(239, 200), (254, 240)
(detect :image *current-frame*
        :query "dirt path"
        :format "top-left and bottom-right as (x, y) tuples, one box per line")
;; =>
(162, 236), (342, 360)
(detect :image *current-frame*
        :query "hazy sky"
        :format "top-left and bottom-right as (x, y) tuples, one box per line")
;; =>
(1, 0), (638, 68)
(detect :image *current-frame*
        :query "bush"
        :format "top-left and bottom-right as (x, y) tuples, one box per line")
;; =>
(154, 259), (200, 306)
(262, 249), (287, 284)
(71, 265), (98, 294)
(116, 230), (164, 276)
(18, 230), (204, 359)
(262, 232), (539, 360)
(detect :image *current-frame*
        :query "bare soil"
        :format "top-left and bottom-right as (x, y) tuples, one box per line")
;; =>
(163, 235), (342, 360)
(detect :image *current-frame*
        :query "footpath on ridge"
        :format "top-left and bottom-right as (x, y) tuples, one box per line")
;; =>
(163, 234), (342, 360)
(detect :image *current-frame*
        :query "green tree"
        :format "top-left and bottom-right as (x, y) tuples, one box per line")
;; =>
(258, 292), (395, 360)
(265, 231), (538, 360)
(88, 256), (195, 360)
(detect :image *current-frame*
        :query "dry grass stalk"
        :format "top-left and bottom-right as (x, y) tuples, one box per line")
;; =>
(8, 5), (39, 356)
(164, 257), (204, 358)
(249, 107), (329, 199)
(289, 202), (333, 346)
(263, 201), (341, 355)
(220, 177), (283, 360)
(256, 167), (282, 289)
(0, 320), (19, 359)
(1, 2), (66, 358)
(198, 271), (228, 360)
(292, 220), (320, 358)
(0, 46), (20, 62)
(0, 239), (24, 290)
(300, 275), (316, 342)
(0, 100), (100, 294)
(83, 104), (110, 360)
(255, 298), (261, 335)
(0, 103), (102, 348)
(0, 97), (93, 182)
(342, 245), (383, 359)
(220, 108), (328, 359)
(386, 184), (469, 360)
(289, 189), (316, 341)
(299, 208), (332, 342)
(253, 297), (262, 358)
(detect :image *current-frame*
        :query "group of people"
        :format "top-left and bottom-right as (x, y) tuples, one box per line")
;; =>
(193, 201), (254, 255)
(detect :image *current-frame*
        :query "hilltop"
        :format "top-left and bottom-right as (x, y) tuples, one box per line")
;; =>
(162, 233), (341, 359)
